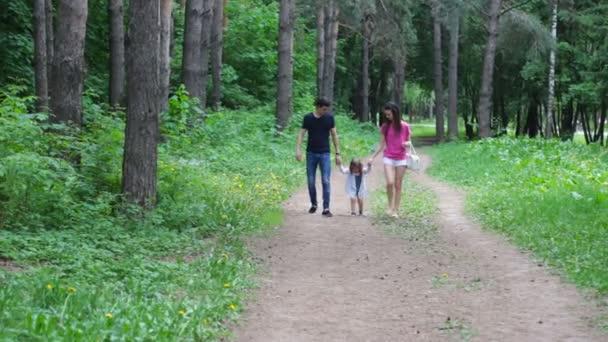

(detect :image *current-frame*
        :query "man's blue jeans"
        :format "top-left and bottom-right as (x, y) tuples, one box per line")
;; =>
(306, 152), (331, 210)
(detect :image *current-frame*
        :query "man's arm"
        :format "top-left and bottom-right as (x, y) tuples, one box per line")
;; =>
(295, 128), (306, 161)
(330, 127), (342, 165)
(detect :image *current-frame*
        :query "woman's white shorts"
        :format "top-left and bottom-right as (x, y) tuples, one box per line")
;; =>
(383, 157), (407, 167)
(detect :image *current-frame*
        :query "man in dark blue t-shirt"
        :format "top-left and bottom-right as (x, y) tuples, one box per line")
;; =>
(295, 98), (342, 217)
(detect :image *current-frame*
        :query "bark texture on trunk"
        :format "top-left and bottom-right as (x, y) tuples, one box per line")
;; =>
(182, 0), (205, 101)
(50, 0), (88, 126)
(447, 13), (460, 141)
(316, 1), (325, 99)
(321, 0), (339, 104)
(359, 14), (372, 122)
(122, 0), (161, 208)
(159, 0), (174, 112)
(432, 2), (445, 141)
(544, 0), (558, 138)
(477, 0), (503, 138)
(276, 0), (295, 131)
(199, 0), (213, 109)
(109, 0), (125, 108)
(34, 0), (48, 112)
(393, 57), (405, 113)
(45, 0), (54, 85)
(210, 0), (225, 108)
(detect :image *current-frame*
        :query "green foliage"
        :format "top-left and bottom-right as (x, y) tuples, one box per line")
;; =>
(0, 0), (33, 88)
(428, 138), (608, 293)
(0, 86), (379, 340)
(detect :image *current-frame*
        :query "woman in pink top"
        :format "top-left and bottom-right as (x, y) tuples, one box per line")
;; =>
(368, 102), (411, 218)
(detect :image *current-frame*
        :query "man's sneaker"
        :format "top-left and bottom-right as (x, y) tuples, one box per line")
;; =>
(322, 209), (333, 217)
(308, 205), (317, 214)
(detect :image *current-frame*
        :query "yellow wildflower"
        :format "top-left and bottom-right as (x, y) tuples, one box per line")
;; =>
(223, 283), (231, 288)
(178, 309), (186, 316)
(441, 273), (449, 278)
(229, 304), (236, 311)
(67, 287), (76, 292)
(105, 313), (113, 319)
(46, 284), (53, 290)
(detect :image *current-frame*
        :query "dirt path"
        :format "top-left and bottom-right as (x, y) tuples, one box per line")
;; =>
(233, 154), (605, 341)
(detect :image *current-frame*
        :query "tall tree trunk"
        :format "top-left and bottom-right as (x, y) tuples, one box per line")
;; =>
(122, 0), (161, 208)
(526, 96), (540, 138)
(109, 0), (125, 108)
(432, 1), (445, 141)
(45, 0), (54, 86)
(33, 0), (48, 112)
(447, 11), (460, 141)
(50, 0), (88, 126)
(199, 0), (213, 109)
(359, 14), (371, 122)
(316, 1), (325, 99)
(276, 0), (295, 131)
(159, 0), (173, 113)
(182, 0), (204, 102)
(210, 0), (225, 108)
(322, 0), (339, 104)
(393, 57), (405, 112)
(544, 0), (558, 138)
(477, 0), (503, 138)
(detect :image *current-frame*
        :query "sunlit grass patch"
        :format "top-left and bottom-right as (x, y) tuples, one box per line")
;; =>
(427, 138), (608, 295)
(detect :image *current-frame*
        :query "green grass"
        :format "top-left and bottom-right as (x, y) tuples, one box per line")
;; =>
(426, 138), (608, 294)
(372, 175), (439, 241)
(0, 89), (378, 341)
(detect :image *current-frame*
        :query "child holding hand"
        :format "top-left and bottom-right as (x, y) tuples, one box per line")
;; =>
(338, 158), (372, 216)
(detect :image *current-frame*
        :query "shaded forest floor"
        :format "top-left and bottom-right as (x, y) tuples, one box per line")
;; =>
(233, 153), (607, 341)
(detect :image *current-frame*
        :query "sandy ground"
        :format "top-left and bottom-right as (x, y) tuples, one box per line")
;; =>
(232, 154), (606, 342)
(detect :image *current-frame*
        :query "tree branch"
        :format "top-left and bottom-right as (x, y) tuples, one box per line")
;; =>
(501, 0), (536, 16)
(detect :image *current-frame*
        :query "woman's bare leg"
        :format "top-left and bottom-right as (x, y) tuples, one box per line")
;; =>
(357, 198), (364, 215)
(393, 166), (407, 216)
(384, 164), (396, 215)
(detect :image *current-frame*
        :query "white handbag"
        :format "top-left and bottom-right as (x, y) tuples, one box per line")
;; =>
(406, 143), (421, 171)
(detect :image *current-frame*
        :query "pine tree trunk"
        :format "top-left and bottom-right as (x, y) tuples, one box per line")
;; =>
(544, 0), (558, 138)
(45, 0), (53, 85)
(33, 0), (48, 112)
(432, 1), (445, 141)
(322, 0), (339, 104)
(199, 0), (213, 109)
(447, 12), (460, 141)
(159, 0), (173, 112)
(359, 14), (371, 122)
(316, 1), (325, 99)
(50, 0), (88, 126)
(393, 57), (405, 112)
(122, 0), (161, 208)
(477, 0), (503, 138)
(276, 0), (295, 131)
(182, 0), (204, 102)
(210, 0), (225, 108)
(109, 0), (125, 108)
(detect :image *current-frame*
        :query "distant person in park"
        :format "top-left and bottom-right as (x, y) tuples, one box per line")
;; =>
(338, 158), (372, 216)
(295, 98), (342, 217)
(368, 102), (411, 218)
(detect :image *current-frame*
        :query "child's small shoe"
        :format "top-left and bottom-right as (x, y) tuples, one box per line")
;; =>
(351, 212), (357, 216)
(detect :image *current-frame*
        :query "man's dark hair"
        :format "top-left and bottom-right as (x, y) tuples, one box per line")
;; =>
(314, 98), (331, 108)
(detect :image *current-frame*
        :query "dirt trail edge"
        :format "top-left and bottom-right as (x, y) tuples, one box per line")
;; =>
(233, 154), (605, 342)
